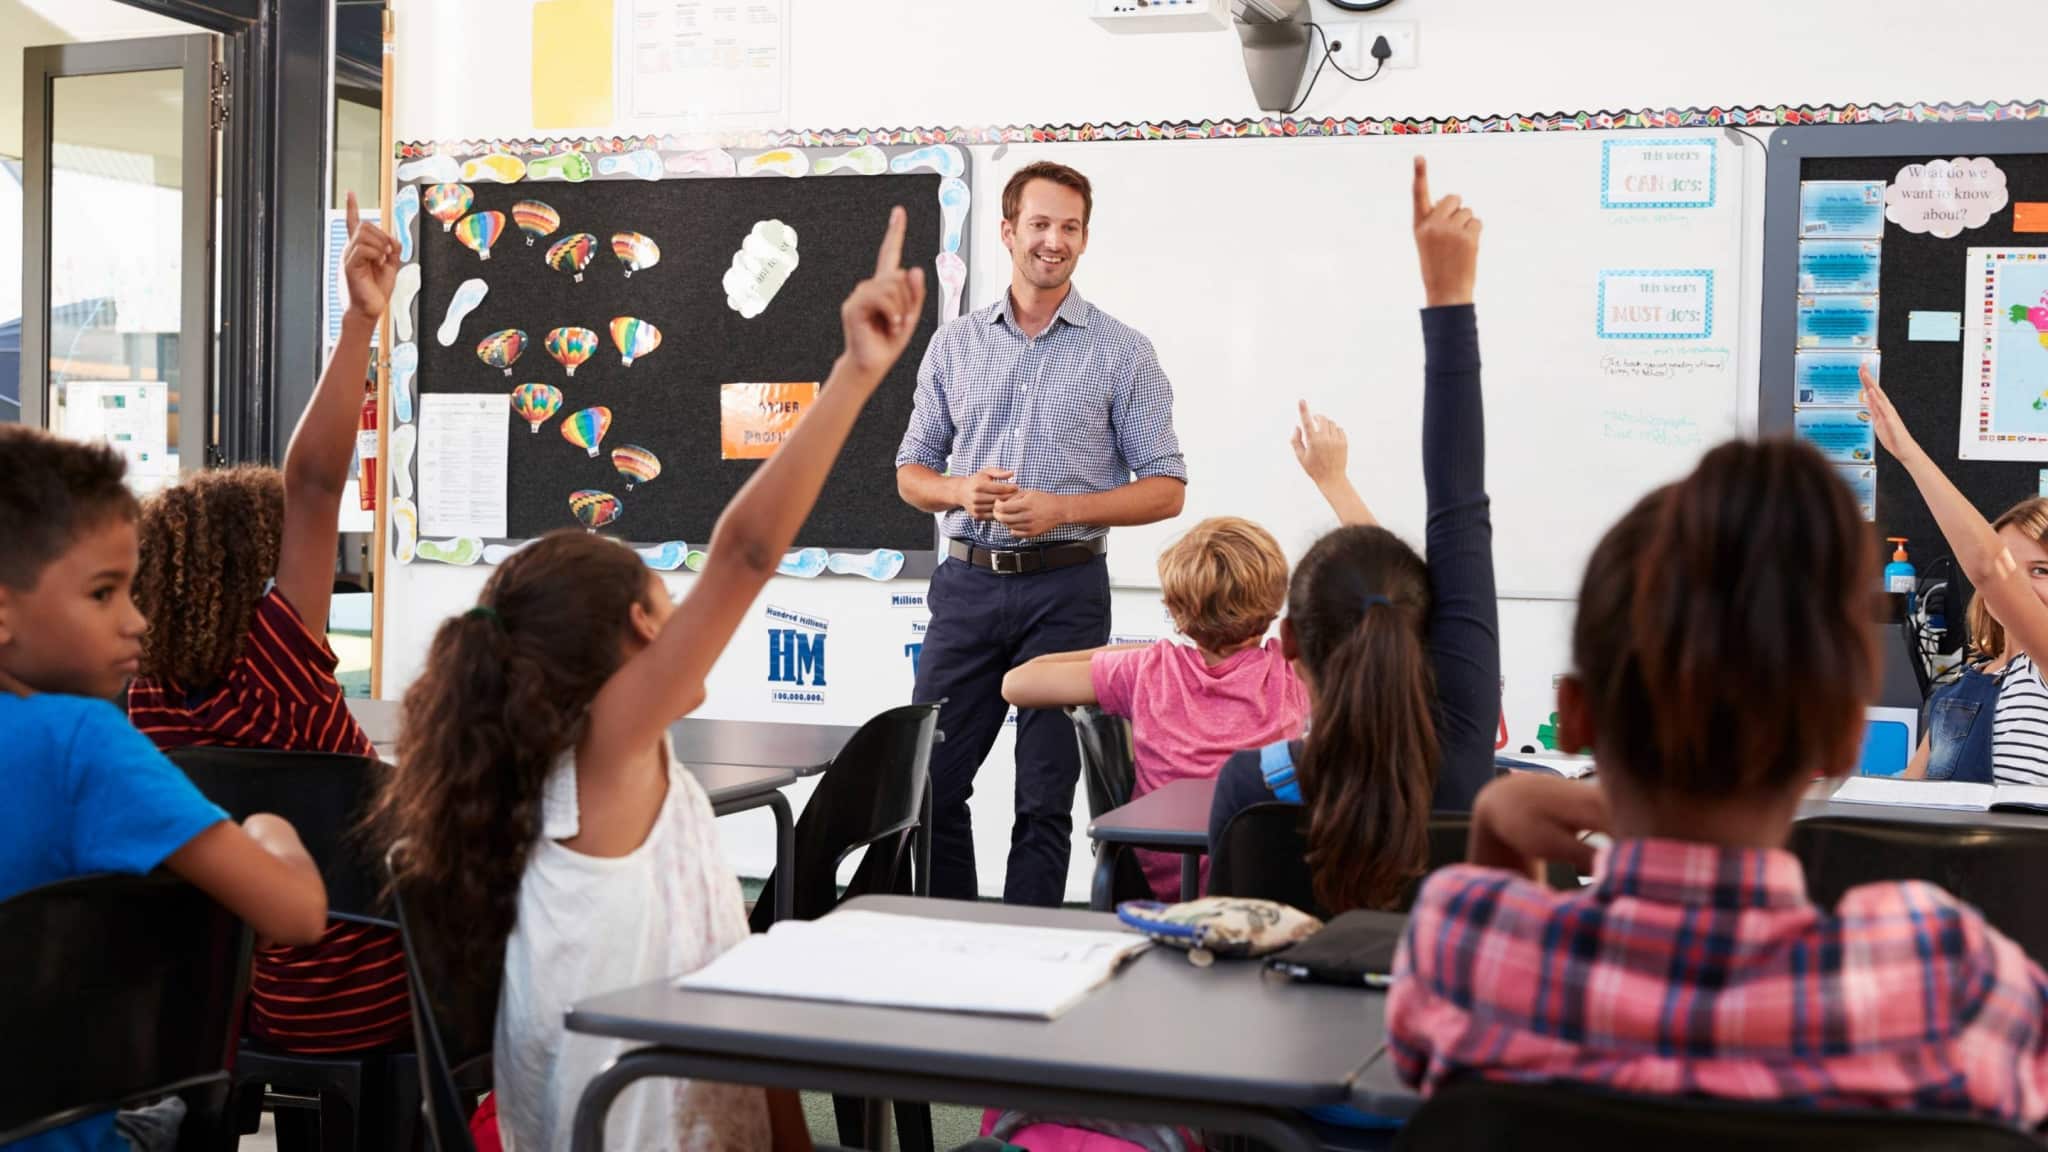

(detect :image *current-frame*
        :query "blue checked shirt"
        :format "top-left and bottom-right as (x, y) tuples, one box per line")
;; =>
(895, 287), (1186, 548)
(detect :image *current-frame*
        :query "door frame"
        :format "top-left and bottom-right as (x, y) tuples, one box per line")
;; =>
(21, 34), (218, 480)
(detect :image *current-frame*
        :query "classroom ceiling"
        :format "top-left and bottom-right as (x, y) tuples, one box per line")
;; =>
(0, 0), (205, 180)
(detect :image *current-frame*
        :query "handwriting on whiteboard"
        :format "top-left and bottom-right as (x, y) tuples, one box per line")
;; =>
(1598, 347), (1731, 381)
(1600, 409), (1704, 448)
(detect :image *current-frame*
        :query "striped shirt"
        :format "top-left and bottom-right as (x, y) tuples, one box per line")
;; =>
(1388, 837), (2048, 1126)
(895, 286), (1186, 548)
(1994, 653), (2048, 786)
(128, 588), (408, 1055)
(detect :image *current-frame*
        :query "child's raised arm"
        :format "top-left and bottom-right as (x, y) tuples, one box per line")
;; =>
(580, 208), (927, 773)
(1864, 363), (2048, 668)
(274, 191), (399, 634)
(1293, 400), (1375, 526)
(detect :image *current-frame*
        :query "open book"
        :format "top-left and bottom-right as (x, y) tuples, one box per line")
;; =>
(1829, 775), (2048, 814)
(677, 910), (1152, 1019)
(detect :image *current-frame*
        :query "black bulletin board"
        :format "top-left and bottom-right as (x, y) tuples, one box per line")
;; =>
(412, 162), (955, 553)
(1763, 123), (2048, 700)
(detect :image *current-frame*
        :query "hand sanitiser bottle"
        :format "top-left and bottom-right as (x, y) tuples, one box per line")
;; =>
(1884, 537), (1917, 595)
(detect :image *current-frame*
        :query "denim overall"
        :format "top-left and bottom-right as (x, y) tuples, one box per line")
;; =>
(1922, 661), (2001, 783)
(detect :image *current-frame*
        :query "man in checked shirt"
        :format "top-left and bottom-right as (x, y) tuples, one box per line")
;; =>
(895, 161), (1186, 906)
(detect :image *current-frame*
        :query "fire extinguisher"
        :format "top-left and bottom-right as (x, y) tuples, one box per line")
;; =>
(357, 375), (378, 512)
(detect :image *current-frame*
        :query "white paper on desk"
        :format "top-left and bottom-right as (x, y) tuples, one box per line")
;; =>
(1991, 784), (2048, 813)
(678, 910), (1150, 1019)
(417, 393), (509, 538)
(1830, 776), (1994, 811)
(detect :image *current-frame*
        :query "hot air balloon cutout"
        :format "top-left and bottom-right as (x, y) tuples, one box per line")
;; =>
(545, 326), (597, 377)
(512, 200), (560, 247)
(547, 233), (598, 282)
(612, 232), (660, 278)
(511, 383), (563, 433)
(611, 445), (660, 489)
(423, 183), (472, 231)
(610, 317), (662, 367)
(561, 406), (612, 458)
(569, 489), (621, 533)
(454, 210), (505, 261)
(477, 329), (527, 376)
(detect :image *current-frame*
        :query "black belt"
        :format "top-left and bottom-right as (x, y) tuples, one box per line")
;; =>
(947, 536), (1105, 575)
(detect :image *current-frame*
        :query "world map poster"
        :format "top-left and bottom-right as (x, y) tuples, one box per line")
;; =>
(1962, 248), (2048, 460)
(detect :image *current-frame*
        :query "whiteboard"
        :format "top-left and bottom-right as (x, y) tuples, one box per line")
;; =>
(980, 132), (1753, 598)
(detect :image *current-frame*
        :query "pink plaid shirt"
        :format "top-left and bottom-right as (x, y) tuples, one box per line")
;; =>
(1387, 837), (2048, 1125)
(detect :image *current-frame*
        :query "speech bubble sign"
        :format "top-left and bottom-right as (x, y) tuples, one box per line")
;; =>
(1885, 157), (2009, 238)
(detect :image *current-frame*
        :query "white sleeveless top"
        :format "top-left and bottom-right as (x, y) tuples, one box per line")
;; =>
(495, 739), (768, 1152)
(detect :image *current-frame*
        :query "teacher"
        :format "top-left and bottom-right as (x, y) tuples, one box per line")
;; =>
(895, 161), (1187, 907)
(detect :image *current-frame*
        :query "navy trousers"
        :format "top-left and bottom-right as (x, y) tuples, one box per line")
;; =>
(912, 552), (1111, 906)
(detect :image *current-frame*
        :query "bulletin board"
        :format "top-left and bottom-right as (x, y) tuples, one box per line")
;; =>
(1761, 121), (2048, 640)
(388, 142), (972, 576)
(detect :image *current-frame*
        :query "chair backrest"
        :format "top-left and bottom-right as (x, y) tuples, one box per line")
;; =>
(753, 702), (942, 929)
(168, 746), (389, 921)
(1208, 802), (1328, 917)
(1210, 810), (1573, 917)
(1392, 1077), (2042, 1152)
(1789, 816), (2048, 962)
(386, 842), (484, 1152)
(1068, 705), (1137, 819)
(0, 873), (251, 1145)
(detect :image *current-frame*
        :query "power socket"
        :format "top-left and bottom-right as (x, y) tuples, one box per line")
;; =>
(1325, 19), (1419, 72)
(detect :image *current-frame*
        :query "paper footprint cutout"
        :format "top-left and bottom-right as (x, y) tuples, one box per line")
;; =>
(597, 149), (664, 181)
(635, 541), (689, 571)
(437, 278), (489, 347)
(665, 149), (737, 177)
(389, 424), (418, 500)
(417, 537), (484, 566)
(827, 549), (907, 582)
(777, 548), (829, 579)
(936, 252), (967, 323)
(481, 540), (537, 566)
(724, 221), (800, 319)
(739, 149), (811, 178)
(890, 144), (964, 179)
(392, 264), (422, 343)
(393, 185), (419, 264)
(684, 549), (708, 572)
(390, 498), (419, 564)
(939, 178), (970, 255)
(815, 145), (887, 176)
(395, 154), (461, 184)
(461, 152), (526, 183)
(527, 151), (594, 182)
(390, 342), (419, 424)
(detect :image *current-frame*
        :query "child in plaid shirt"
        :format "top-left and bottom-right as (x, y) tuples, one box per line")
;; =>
(1387, 438), (2048, 1127)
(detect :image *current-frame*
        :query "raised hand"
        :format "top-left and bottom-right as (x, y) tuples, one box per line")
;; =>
(341, 191), (401, 323)
(1858, 360), (1922, 464)
(1411, 156), (1482, 309)
(1292, 399), (1349, 486)
(841, 205), (929, 382)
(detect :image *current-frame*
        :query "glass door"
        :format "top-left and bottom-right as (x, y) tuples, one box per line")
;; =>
(21, 34), (216, 492)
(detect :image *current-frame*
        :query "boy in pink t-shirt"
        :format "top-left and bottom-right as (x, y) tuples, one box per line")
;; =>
(1004, 516), (1310, 900)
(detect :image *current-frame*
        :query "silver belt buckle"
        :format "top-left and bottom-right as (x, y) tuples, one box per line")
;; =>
(989, 548), (1024, 575)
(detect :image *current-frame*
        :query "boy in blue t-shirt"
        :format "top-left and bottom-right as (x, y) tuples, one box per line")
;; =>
(0, 426), (329, 1152)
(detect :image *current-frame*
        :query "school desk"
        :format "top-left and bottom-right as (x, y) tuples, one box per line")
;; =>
(1086, 776), (1217, 908)
(564, 894), (1383, 1152)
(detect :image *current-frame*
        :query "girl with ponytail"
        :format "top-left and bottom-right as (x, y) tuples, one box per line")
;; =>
(1206, 157), (1498, 913)
(370, 209), (927, 1152)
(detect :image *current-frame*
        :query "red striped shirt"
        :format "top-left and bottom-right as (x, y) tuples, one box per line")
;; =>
(128, 588), (408, 1055)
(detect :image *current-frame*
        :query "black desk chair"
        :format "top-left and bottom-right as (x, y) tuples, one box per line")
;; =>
(386, 843), (492, 1152)
(1789, 816), (2048, 963)
(1208, 802), (1328, 917)
(0, 872), (251, 1150)
(745, 702), (943, 1152)
(168, 747), (418, 1152)
(1067, 705), (1151, 907)
(1392, 1077), (2042, 1151)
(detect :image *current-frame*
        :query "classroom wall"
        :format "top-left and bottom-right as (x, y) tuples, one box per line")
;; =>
(385, 0), (2048, 901)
